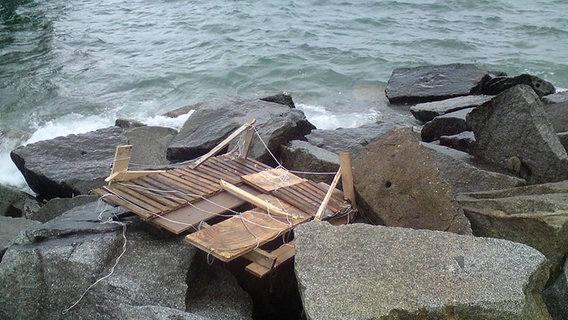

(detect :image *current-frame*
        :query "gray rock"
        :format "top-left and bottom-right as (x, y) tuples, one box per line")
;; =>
(352, 127), (471, 234)
(305, 122), (396, 156)
(473, 73), (556, 98)
(0, 216), (40, 258)
(115, 118), (147, 129)
(29, 195), (99, 222)
(118, 305), (210, 320)
(543, 91), (568, 133)
(167, 96), (315, 163)
(0, 184), (41, 217)
(385, 64), (489, 104)
(467, 85), (568, 184)
(440, 131), (476, 153)
(410, 95), (493, 123)
(457, 181), (568, 279)
(260, 92), (296, 108)
(543, 258), (568, 320)
(420, 107), (473, 142)
(0, 201), (195, 320)
(557, 132), (568, 153)
(543, 91), (568, 104)
(280, 140), (340, 184)
(294, 221), (551, 320)
(423, 143), (526, 193)
(10, 126), (128, 200)
(125, 126), (178, 168)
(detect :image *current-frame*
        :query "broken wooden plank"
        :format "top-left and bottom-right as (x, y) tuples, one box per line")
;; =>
(242, 248), (277, 270)
(242, 168), (306, 193)
(220, 179), (289, 217)
(245, 241), (296, 278)
(315, 168), (342, 220)
(110, 145), (132, 175)
(105, 170), (166, 183)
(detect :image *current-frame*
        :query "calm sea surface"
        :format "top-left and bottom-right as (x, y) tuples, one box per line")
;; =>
(1, 0), (567, 187)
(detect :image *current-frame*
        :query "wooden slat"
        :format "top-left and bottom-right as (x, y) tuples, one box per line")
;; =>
(294, 181), (341, 213)
(220, 180), (289, 217)
(242, 249), (276, 270)
(116, 181), (183, 208)
(242, 168), (305, 193)
(149, 174), (206, 200)
(103, 185), (164, 214)
(315, 168), (342, 220)
(245, 241), (296, 278)
(195, 163), (241, 185)
(270, 187), (318, 214)
(207, 157), (250, 177)
(129, 179), (187, 205)
(139, 176), (197, 203)
(110, 145), (132, 174)
(110, 183), (173, 213)
(105, 170), (166, 182)
(176, 167), (222, 188)
(161, 171), (218, 195)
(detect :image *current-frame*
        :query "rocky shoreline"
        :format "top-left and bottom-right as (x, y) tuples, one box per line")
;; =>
(1, 63), (568, 319)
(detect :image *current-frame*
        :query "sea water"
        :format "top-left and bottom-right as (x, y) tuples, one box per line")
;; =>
(1, 0), (567, 188)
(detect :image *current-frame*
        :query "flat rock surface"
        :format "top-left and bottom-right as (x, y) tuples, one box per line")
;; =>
(10, 126), (128, 199)
(353, 127), (471, 234)
(385, 64), (488, 104)
(125, 126), (178, 168)
(420, 107), (473, 142)
(294, 221), (551, 320)
(0, 216), (40, 258)
(467, 85), (568, 184)
(281, 140), (339, 184)
(410, 94), (493, 123)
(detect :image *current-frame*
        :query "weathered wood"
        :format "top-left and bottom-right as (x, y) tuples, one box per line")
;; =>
(110, 145), (132, 174)
(245, 241), (296, 278)
(220, 179), (289, 217)
(242, 248), (277, 270)
(190, 119), (256, 169)
(242, 168), (305, 193)
(105, 170), (166, 182)
(238, 125), (255, 159)
(314, 168), (342, 220)
(339, 152), (356, 207)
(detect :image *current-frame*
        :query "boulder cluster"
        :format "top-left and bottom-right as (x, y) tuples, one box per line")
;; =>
(1, 64), (568, 319)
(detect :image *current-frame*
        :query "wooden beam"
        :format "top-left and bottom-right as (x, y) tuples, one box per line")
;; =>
(219, 179), (288, 216)
(339, 152), (356, 207)
(105, 170), (167, 182)
(314, 168), (342, 220)
(242, 248), (277, 270)
(238, 125), (255, 159)
(245, 241), (295, 278)
(190, 119), (256, 169)
(110, 145), (132, 174)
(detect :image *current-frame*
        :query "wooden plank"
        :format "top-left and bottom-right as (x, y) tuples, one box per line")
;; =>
(270, 187), (317, 215)
(242, 248), (276, 270)
(129, 179), (187, 205)
(139, 176), (197, 203)
(176, 167), (222, 188)
(149, 174), (206, 200)
(105, 170), (166, 182)
(339, 152), (356, 207)
(189, 119), (256, 169)
(195, 163), (242, 185)
(116, 181), (183, 208)
(245, 241), (296, 278)
(110, 145), (132, 174)
(161, 171), (218, 195)
(274, 183), (321, 213)
(242, 168), (305, 193)
(238, 125), (255, 158)
(315, 168), (342, 220)
(295, 181), (342, 213)
(110, 183), (173, 213)
(207, 156), (251, 177)
(96, 187), (159, 219)
(220, 180), (289, 217)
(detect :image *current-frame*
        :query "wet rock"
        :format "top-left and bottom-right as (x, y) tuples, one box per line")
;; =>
(295, 221), (551, 320)
(167, 96), (315, 164)
(352, 127), (471, 234)
(0, 184), (41, 217)
(410, 95), (493, 123)
(543, 258), (568, 320)
(543, 91), (568, 133)
(467, 85), (568, 184)
(457, 181), (568, 278)
(28, 195), (98, 222)
(0, 201), (195, 320)
(10, 126), (128, 200)
(557, 132), (568, 152)
(304, 122), (395, 156)
(423, 143), (526, 193)
(0, 216), (40, 258)
(385, 64), (489, 104)
(281, 140), (339, 184)
(473, 73), (556, 98)
(439, 131), (475, 153)
(125, 126), (178, 168)
(420, 107), (473, 142)
(260, 92), (295, 108)
(115, 118), (147, 129)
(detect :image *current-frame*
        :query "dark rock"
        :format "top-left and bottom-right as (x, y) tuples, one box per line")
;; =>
(304, 122), (396, 156)
(558, 132), (568, 152)
(115, 118), (147, 129)
(410, 95), (493, 123)
(0, 201), (195, 320)
(439, 131), (476, 153)
(29, 195), (98, 222)
(473, 73), (556, 98)
(385, 64), (489, 104)
(280, 140), (339, 184)
(543, 91), (568, 133)
(294, 221), (551, 320)
(457, 181), (568, 279)
(118, 305), (210, 320)
(10, 126), (128, 200)
(260, 92), (295, 108)
(125, 126), (178, 168)
(420, 107), (473, 142)
(352, 127), (471, 234)
(0, 184), (41, 218)
(544, 258), (568, 320)
(423, 143), (526, 193)
(167, 96), (315, 163)
(466, 85), (568, 184)
(0, 216), (40, 258)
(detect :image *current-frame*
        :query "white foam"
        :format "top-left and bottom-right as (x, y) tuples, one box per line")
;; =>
(0, 136), (28, 189)
(25, 113), (114, 145)
(143, 110), (193, 131)
(296, 103), (378, 129)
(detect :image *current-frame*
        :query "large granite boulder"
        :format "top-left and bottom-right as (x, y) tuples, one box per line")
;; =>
(28, 195), (98, 222)
(167, 96), (315, 164)
(0, 216), (40, 258)
(420, 107), (473, 142)
(543, 91), (568, 133)
(439, 131), (476, 153)
(0, 184), (41, 217)
(544, 258), (568, 320)
(385, 64), (489, 104)
(10, 126), (128, 200)
(467, 85), (568, 184)
(457, 181), (568, 279)
(473, 73), (556, 98)
(423, 143), (526, 193)
(294, 221), (551, 320)
(410, 95), (493, 123)
(0, 201), (195, 320)
(352, 127), (471, 234)
(125, 125), (178, 168)
(304, 122), (396, 156)
(281, 140), (339, 184)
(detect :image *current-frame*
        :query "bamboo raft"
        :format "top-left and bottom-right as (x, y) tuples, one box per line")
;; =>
(92, 119), (355, 277)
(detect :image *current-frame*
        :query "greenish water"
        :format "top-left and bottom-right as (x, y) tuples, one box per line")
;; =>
(1, 0), (567, 187)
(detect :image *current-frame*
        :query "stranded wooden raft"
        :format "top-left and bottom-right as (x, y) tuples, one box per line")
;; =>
(92, 119), (355, 277)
